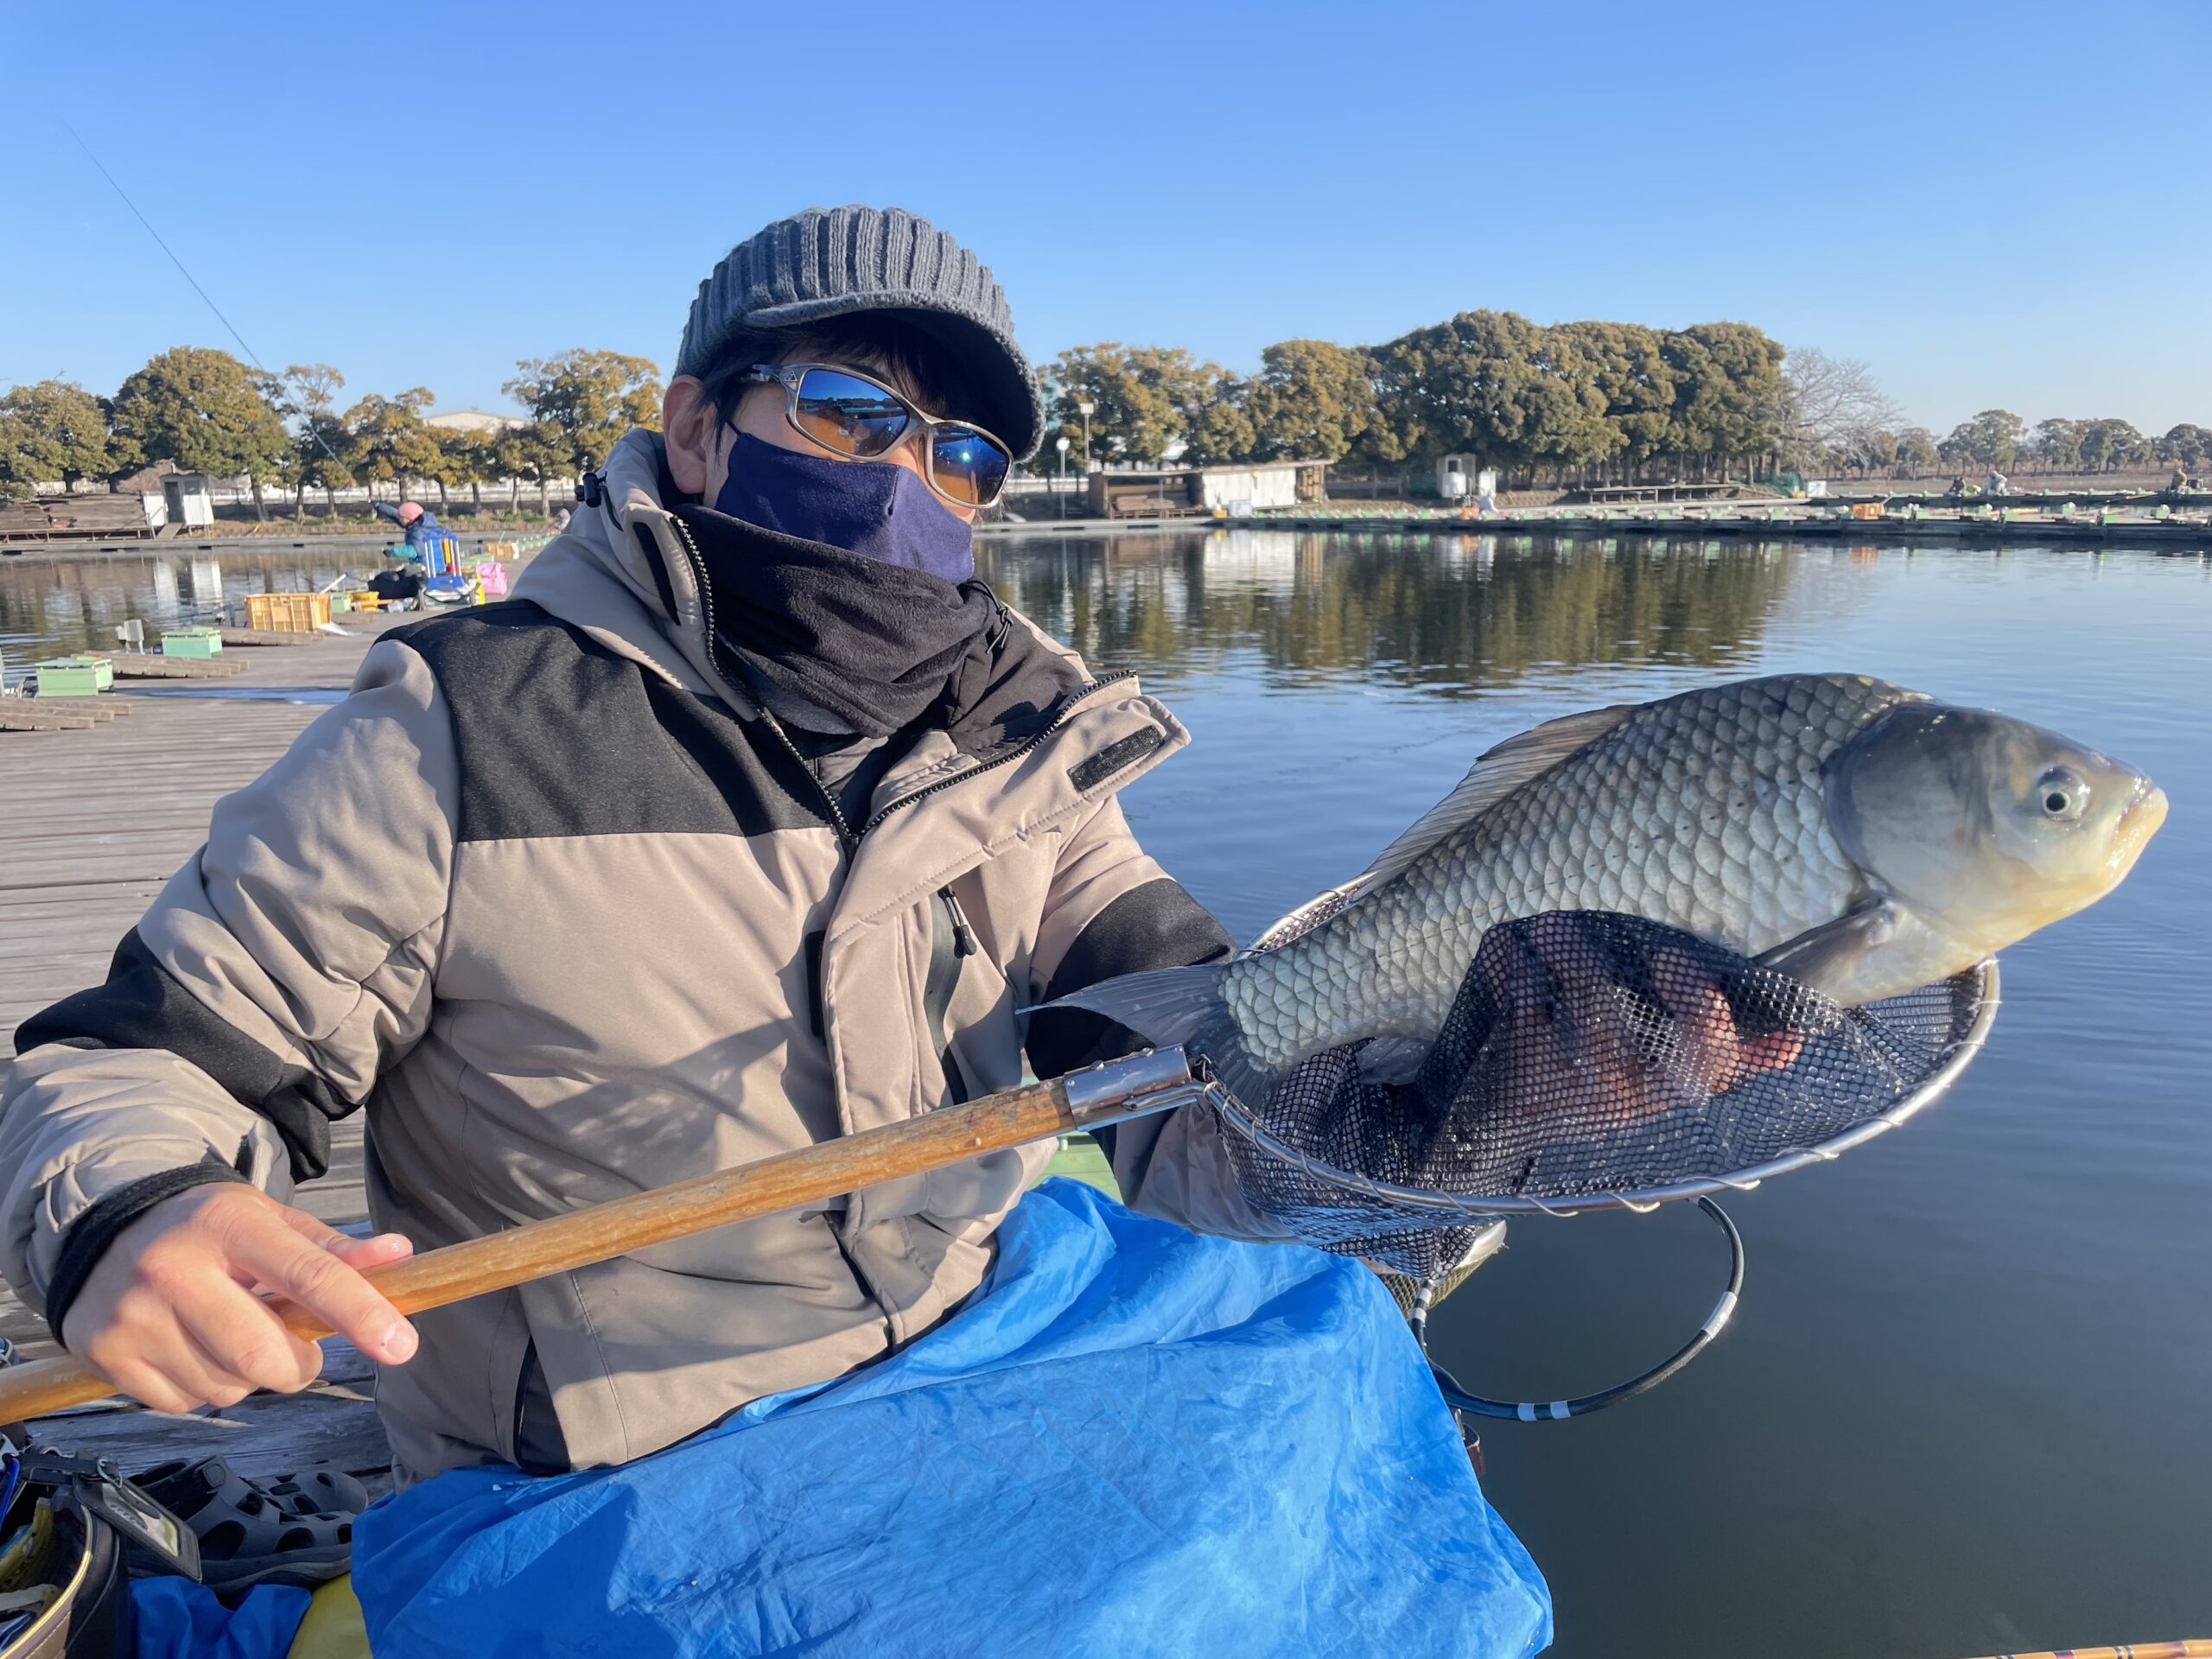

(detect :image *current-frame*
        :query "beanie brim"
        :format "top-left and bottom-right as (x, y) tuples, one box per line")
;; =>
(746, 292), (1044, 462)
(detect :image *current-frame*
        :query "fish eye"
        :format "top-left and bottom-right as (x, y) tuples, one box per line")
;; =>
(2037, 766), (2089, 821)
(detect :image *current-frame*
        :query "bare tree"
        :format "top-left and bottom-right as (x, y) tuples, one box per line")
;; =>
(1773, 347), (1904, 472)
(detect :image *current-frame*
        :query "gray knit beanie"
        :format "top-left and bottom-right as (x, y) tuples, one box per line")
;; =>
(676, 206), (1044, 461)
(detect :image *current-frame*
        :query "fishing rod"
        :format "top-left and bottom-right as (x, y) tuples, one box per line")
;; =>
(0, 1047), (1209, 1422)
(63, 120), (348, 471)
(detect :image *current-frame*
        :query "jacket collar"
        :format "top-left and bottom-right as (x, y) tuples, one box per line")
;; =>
(512, 429), (1096, 760)
(509, 429), (747, 708)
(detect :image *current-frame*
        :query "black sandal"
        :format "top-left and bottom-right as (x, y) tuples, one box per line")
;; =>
(130, 1459), (366, 1595)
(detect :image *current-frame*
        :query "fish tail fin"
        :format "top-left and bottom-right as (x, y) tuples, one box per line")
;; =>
(1043, 962), (1278, 1109)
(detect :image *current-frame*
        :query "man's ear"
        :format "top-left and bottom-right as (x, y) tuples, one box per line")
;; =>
(663, 376), (716, 496)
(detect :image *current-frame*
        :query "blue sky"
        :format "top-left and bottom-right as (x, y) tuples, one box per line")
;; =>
(7, 0), (2206, 436)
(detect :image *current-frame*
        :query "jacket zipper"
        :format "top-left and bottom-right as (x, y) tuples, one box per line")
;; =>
(855, 667), (1139, 836)
(665, 507), (1135, 1101)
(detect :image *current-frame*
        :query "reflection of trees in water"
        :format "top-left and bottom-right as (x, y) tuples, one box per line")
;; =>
(0, 553), (353, 663)
(979, 530), (1796, 695)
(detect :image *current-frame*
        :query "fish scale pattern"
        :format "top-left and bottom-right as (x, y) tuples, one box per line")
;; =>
(1227, 675), (1925, 1071)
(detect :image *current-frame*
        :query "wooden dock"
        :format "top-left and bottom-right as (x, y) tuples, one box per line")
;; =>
(0, 620), (402, 1481)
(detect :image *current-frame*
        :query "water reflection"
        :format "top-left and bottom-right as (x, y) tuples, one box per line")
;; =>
(976, 529), (1796, 695)
(0, 550), (363, 679)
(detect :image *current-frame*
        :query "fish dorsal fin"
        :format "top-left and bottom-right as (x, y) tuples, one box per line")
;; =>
(1352, 702), (1633, 887)
(1251, 702), (1633, 952)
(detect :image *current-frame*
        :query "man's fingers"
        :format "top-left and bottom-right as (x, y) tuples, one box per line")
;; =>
(275, 1209), (416, 1269)
(326, 1232), (415, 1273)
(174, 1325), (277, 1409)
(175, 1272), (325, 1395)
(1741, 1030), (1805, 1074)
(222, 1211), (418, 1366)
(98, 1356), (200, 1418)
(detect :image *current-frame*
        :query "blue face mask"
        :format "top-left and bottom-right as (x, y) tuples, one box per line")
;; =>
(713, 433), (976, 583)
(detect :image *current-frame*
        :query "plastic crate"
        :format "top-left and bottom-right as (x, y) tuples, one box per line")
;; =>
(348, 590), (384, 612)
(35, 658), (106, 697)
(1850, 502), (1885, 520)
(328, 591), (353, 613)
(162, 626), (224, 659)
(245, 592), (332, 633)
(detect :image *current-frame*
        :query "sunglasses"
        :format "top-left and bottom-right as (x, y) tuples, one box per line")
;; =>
(742, 363), (1014, 509)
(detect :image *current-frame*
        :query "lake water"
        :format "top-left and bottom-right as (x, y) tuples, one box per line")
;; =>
(5, 532), (2209, 1656)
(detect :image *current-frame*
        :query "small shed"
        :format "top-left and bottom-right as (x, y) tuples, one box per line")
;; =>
(1086, 460), (1328, 520)
(161, 474), (216, 529)
(1436, 456), (1497, 500)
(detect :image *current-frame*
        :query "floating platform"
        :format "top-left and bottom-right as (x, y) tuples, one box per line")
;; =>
(101, 652), (248, 679)
(1254, 506), (2212, 549)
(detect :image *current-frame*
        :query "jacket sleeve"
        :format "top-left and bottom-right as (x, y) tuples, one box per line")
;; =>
(1024, 798), (1294, 1243)
(0, 639), (460, 1332)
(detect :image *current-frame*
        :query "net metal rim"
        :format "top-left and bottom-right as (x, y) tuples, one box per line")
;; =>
(1205, 957), (2001, 1218)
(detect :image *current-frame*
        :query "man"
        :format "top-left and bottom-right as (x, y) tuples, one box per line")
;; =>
(0, 206), (1266, 1480)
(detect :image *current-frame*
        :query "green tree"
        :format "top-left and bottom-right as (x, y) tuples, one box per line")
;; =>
(1893, 425), (1939, 476)
(341, 389), (442, 508)
(2077, 417), (2148, 474)
(1529, 322), (1631, 480)
(1042, 343), (1228, 467)
(2157, 423), (2211, 473)
(421, 424), (486, 516)
(1241, 340), (1380, 462)
(1937, 409), (2026, 471)
(0, 411), (36, 499)
(2032, 417), (2085, 474)
(111, 346), (292, 519)
(443, 428), (507, 515)
(503, 350), (662, 480)
(1549, 321), (1675, 480)
(0, 379), (115, 487)
(1370, 309), (1574, 474)
(1660, 323), (1787, 480)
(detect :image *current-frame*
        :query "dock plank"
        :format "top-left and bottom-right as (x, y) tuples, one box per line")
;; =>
(1, 616), (410, 1473)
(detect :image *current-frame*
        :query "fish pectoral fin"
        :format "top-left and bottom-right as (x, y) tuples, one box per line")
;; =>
(1753, 899), (1903, 992)
(1356, 1033), (1429, 1085)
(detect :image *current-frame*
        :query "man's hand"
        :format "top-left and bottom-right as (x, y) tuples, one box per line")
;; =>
(1491, 913), (1803, 1125)
(60, 1184), (418, 1414)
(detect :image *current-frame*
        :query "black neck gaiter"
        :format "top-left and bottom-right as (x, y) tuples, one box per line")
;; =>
(672, 505), (999, 739)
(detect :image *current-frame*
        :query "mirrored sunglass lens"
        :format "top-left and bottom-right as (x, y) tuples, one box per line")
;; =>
(931, 427), (1011, 505)
(792, 369), (908, 457)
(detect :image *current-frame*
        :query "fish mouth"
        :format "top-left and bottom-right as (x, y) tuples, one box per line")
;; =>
(2112, 779), (2169, 866)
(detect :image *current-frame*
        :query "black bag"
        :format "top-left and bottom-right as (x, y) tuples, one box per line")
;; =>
(0, 1452), (197, 1659)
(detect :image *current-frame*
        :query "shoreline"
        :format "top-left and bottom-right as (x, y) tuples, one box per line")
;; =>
(4, 509), (2209, 564)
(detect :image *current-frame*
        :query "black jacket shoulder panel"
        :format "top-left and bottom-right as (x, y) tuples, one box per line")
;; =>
(387, 602), (823, 843)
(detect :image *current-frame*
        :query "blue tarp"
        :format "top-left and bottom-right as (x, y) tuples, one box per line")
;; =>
(354, 1179), (1551, 1658)
(131, 1580), (308, 1659)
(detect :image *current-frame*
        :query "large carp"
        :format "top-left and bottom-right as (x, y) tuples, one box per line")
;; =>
(1050, 673), (2165, 1109)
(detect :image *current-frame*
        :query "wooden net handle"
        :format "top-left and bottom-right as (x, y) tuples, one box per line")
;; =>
(0, 1065), (1171, 1424)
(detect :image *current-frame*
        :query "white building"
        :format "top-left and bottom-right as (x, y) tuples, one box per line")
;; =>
(424, 410), (527, 434)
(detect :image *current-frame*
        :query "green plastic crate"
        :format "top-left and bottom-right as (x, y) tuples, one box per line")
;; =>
(162, 626), (225, 659)
(35, 658), (106, 697)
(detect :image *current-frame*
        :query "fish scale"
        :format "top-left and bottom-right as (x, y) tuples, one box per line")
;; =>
(1223, 675), (1921, 1072)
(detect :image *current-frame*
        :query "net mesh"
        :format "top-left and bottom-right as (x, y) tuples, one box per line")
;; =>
(1217, 911), (1989, 1277)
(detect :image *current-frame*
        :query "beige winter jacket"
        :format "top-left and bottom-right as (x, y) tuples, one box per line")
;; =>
(0, 431), (1271, 1482)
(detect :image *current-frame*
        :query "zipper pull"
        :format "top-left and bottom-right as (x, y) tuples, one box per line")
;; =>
(940, 887), (979, 957)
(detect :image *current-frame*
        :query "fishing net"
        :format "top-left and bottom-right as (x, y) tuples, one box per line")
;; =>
(1211, 910), (1997, 1278)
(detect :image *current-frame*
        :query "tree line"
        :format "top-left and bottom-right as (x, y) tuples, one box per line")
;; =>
(0, 346), (660, 517)
(5, 327), (2206, 512)
(1034, 321), (2212, 486)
